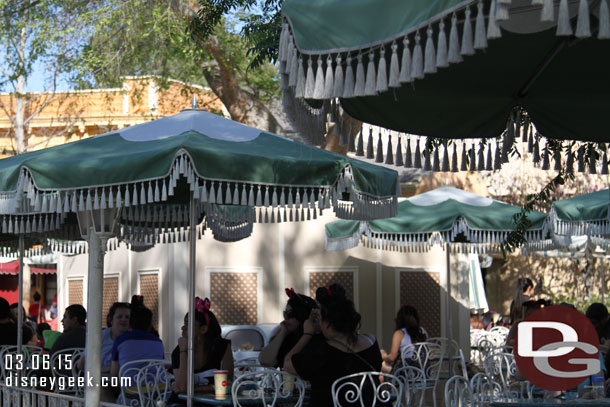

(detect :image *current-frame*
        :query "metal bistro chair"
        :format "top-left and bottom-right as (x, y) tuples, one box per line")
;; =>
(232, 368), (305, 407)
(331, 372), (403, 407)
(0, 345), (43, 381)
(483, 352), (516, 397)
(222, 326), (267, 352)
(394, 365), (426, 407)
(119, 359), (173, 407)
(50, 347), (85, 396)
(428, 337), (467, 379)
(401, 342), (443, 407)
(233, 358), (265, 378)
(470, 372), (502, 407)
(444, 375), (473, 407)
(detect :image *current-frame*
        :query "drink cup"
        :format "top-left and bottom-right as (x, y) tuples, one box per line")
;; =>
(214, 370), (228, 399)
(282, 372), (295, 394)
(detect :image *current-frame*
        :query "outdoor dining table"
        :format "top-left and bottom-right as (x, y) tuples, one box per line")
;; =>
(178, 391), (306, 406)
(491, 398), (610, 407)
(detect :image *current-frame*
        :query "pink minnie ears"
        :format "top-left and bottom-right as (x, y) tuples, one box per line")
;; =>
(195, 296), (211, 325)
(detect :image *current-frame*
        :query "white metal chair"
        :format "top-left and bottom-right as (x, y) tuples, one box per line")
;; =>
(50, 347), (85, 396)
(233, 358), (265, 378)
(231, 368), (305, 407)
(331, 371), (403, 407)
(427, 337), (461, 378)
(401, 342), (443, 407)
(483, 352), (516, 396)
(118, 359), (173, 407)
(444, 375), (472, 407)
(394, 365), (426, 407)
(0, 345), (43, 381)
(470, 372), (502, 407)
(222, 326), (268, 352)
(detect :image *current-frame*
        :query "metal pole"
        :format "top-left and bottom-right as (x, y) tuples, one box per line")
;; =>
(187, 193), (197, 407)
(602, 259), (606, 304)
(446, 242), (452, 342)
(84, 228), (107, 407)
(17, 235), (24, 353)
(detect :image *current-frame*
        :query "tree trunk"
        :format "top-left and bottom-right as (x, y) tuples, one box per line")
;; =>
(14, 21), (27, 154)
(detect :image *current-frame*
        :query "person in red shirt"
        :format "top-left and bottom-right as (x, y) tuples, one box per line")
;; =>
(28, 291), (45, 323)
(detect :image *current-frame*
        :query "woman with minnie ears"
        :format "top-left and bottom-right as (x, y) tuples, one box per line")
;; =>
(259, 288), (318, 368)
(171, 297), (234, 394)
(283, 284), (382, 407)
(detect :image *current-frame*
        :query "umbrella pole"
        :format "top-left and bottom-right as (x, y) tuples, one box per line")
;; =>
(602, 259), (606, 304)
(446, 242), (452, 342)
(187, 193), (196, 407)
(17, 234), (24, 353)
(84, 228), (108, 407)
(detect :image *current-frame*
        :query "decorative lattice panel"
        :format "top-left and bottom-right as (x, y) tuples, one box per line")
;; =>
(308, 271), (354, 302)
(210, 272), (257, 325)
(139, 274), (159, 330)
(400, 271), (441, 338)
(67, 280), (83, 307)
(102, 277), (119, 328)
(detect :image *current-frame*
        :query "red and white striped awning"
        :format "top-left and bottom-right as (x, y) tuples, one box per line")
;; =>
(0, 260), (56, 275)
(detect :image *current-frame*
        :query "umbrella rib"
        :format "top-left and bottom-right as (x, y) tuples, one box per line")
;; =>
(517, 37), (572, 99)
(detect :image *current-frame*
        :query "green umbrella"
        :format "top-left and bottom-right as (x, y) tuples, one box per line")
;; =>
(551, 188), (610, 236)
(0, 109), (398, 225)
(0, 108), (399, 407)
(280, 0), (610, 166)
(325, 186), (548, 344)
(326, 186), (548, 251)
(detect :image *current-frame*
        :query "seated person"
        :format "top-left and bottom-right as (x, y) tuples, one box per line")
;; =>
(78, 302), (130, 374)
(259, 288), (318, 368)
(110, 305), (164, 379)
(171, 297), (233, 394)
(284, 284), (382, 407)
(470, 312), (484, 330)
(50, 304), (87, 356)
(0, 297), (33, 345)
(586, 303), (610, 342)
(108, 304), (164, 402)
(35, 322), (51, 349)
(10, 303), (36, 344)
(381, 305), (427, 373)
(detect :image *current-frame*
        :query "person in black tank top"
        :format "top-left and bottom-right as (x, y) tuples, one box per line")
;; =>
(284, 284), (383, 407)
(259, 288), (318, 368)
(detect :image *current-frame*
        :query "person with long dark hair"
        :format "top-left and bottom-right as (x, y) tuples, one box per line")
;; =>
(259, 288), (318, 368)
(509, 277), (534, 324)
(381, 305), (428, 373)
(171, 297), (233, 394)
(284, 284), (382, 407)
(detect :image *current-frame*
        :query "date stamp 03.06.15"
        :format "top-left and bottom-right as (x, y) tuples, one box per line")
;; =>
(2, 353), (130, 390)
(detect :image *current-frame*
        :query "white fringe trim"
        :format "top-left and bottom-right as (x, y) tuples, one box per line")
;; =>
(0, 150), (399, 224)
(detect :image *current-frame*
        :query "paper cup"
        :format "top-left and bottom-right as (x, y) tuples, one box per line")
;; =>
(282, 373), (295, 394)
(214, 370), (228, 399)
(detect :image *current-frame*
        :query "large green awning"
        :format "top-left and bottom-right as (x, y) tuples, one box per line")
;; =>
(280, 0), (610, 171)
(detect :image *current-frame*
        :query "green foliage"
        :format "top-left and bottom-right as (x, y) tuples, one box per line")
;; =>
(76, 0), (279, 101)
(193, 0), (282, 69)
(0, 0), (100, 93)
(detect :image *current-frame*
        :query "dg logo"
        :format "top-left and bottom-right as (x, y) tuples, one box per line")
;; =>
(515, 305), (600, 391)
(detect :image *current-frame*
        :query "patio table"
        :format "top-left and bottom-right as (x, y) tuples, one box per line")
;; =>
(178, 391), (307, 406)
(491, 398), (610, 407)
